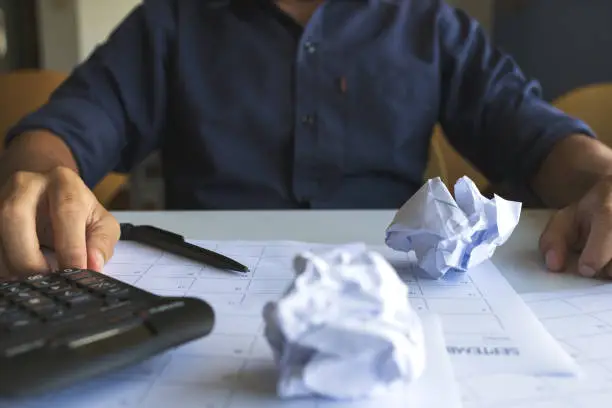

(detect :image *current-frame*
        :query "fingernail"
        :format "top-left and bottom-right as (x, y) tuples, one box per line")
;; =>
(94, 251), (106, 271)
(579, 265), (597, 278)
(545, 250), (558, 270)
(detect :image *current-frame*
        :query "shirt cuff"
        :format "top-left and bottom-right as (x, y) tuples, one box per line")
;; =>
(5, 98), (126, 188)
(516, 117), (596, 186)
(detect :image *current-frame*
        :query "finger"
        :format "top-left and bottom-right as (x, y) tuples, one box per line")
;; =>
(0, 245), (14, 278)
(599, 262), (612, 280)
(47, 168), (91, 269)
(578, 210), (612, 278)
(86, 211), (120, 272)
(0, 172), (50, 274)
(539, 208), (577, 272)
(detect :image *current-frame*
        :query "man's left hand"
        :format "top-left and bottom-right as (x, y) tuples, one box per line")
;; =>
(539, 176), (612, 279)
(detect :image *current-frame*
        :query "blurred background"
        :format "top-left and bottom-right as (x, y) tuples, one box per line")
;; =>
(1, 0), (611, 210)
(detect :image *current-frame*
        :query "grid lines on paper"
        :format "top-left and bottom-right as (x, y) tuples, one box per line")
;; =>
(95, 241), (324, 408)
(393, 263), (505, 337)
(459, 285), (612, 408)
(72, 241), (514, 408)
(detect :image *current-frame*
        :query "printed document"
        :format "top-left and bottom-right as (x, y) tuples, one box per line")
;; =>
(103, 239), (577, 378)
(376, 244), (578, 377)
(3, 241), (464, 408)
(106, 239), (578, 379)
(460, 284), (612, 408)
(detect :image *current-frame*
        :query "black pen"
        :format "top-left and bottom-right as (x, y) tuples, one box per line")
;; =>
(119, 223), (249, 273)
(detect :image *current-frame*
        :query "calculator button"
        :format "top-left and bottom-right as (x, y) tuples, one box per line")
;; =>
(44, 308), (70, 321)
(58, 268), (80, 276)
(65, 294), (100, 308)
(55, 289), (86, 299)
(23, 296), (56, 312)
(23, 294), (51, 305)
(63, 271), (94, 281)
(44, 282), (74, 294)
(0, 281), (17, 290)
(1, 284), (30, 296)
(47, 311), (87, 326)
(55, 290), (100, 308)
(7, 290), (37, 302)
(90, 280), (118, 291)
(25, 274), (47, 283)
(88, 280), (130, 297)
(105, 286), (130, 298)
(76, 277), (105, 287)
(35, 306), (66, 320)
(28, 277), (63, 290)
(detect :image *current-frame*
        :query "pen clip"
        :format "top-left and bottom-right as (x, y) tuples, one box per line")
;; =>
(120, 223), (184, 242)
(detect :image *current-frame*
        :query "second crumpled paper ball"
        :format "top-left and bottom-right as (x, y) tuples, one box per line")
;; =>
(385, 176), (521, 279)
(262, 243), (426, 400)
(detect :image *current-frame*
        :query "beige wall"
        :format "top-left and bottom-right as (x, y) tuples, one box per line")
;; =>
(74, 0), (140, 61)
(37, 0), (140, 71)
(36, 0), (493, 71)
(36, 0), (79, 72)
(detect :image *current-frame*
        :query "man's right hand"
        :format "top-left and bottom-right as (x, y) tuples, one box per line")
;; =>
(0, 167), (120, 277)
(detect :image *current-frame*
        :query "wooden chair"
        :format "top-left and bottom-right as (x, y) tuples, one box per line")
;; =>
(0, 69), (128, 207)
(428, 82), (612, 203)
(426, 124), (489, 191)
(424, 126), (448, 182)
(552, 82), (612, 147)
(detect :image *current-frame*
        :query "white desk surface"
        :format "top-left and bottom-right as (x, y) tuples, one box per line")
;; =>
(112, 209), (600, 295)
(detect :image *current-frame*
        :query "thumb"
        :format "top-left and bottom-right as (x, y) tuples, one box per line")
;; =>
(86, 213), (120, 272)
(539, 207), (577, 272)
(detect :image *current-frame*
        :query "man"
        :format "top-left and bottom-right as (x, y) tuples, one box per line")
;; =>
(1, 0), (611, 280)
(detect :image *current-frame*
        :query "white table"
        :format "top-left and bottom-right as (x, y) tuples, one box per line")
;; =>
(113, 209), (599, 294)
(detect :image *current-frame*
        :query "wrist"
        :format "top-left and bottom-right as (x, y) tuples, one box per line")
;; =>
(0, 131), (78, 184)
(531, 134), (612, 207)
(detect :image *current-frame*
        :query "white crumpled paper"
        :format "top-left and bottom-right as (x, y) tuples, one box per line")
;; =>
(385, 176), (521, 279)
(262, 243), (426, 400)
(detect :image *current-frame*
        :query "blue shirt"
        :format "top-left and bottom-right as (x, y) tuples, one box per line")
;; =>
(6, 0), (593, 209)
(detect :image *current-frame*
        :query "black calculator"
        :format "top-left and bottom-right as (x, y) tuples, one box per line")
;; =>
(0, 268), (215, 398)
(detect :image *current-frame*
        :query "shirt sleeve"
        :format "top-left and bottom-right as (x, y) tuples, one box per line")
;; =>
(4, 0), (175, 188)
(435, 2), (595, 186)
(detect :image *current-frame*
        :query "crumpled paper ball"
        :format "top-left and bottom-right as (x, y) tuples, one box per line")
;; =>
(262, 243), (426, 400)
(385, 176), (521, 279)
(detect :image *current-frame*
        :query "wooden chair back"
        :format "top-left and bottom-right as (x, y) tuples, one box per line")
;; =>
(426, 124), (489, 191)
(553, 82), (612, 147)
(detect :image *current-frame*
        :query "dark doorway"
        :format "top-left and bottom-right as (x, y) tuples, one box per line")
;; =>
(0, 0), (39, 72)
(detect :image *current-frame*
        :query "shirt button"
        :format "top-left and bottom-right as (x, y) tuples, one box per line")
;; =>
(304, 41), (317, 54)
(301, 114), (316, 126)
